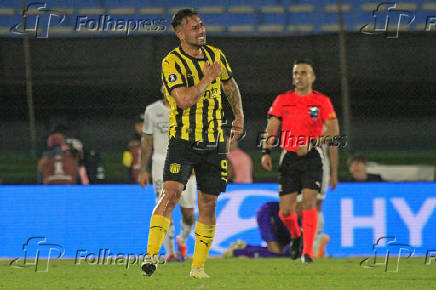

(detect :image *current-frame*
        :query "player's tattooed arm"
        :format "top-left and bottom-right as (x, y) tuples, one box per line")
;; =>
(222, 78), (244, 120)
(222, 78), (244, 142)
(138, 134), (153, 187)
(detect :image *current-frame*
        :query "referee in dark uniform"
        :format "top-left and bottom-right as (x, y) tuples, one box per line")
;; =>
(261, 60), (340, 263)
(141, 9), (244, 278)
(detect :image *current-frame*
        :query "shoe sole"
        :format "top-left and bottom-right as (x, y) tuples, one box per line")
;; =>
(141, 263), (156, 276)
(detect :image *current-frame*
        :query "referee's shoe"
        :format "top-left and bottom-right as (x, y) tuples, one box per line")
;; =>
(301, 254), (314, 264)
(290, 234), (303, 260)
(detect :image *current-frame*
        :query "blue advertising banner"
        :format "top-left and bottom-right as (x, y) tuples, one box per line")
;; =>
(1, 183), (435, 259)
(323, 183), (436, 257)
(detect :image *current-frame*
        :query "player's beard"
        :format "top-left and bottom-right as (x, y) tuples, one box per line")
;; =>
(187, 35), (206, 48)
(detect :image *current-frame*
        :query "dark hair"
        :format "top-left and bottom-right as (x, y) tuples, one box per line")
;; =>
(171, 8), (198, 29)
(347, 154), (367, 167)
(293, 59), (315, 74)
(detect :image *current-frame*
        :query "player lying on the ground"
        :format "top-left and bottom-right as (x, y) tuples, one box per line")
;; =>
(223, 201), (330, 258)
(223, 202), (291, 258)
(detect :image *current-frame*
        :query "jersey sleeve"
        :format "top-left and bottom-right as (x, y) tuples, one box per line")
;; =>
(142, 107), (153, 135)
(267, 95), (283, 118)
(322, 97), (337, 121)
(219, 50), (233, 81)
(162, 55), (186, 93)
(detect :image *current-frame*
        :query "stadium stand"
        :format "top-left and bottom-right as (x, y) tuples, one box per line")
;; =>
(201, 14), (227, 33)
(0, 0), (434, 37)
(258, 5), (286, 33)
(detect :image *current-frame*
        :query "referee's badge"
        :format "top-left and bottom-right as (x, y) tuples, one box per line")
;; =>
(309, 106), (319, 120)
(169, 163), (181, 174)
(168, 73), (177, 83)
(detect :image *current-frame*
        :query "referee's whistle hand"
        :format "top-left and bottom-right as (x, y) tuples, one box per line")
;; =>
(261, 155), (273, 171)
(138, 171), (151, 189)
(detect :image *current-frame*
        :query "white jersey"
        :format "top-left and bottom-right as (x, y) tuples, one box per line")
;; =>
(142, 100), (170, 160)
(142, 99), (196, 208)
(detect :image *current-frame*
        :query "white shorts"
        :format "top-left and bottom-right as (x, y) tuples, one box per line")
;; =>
(318, 146), (330, 200)
(296, 146), (330, 202)
(152, 158), (196, 208)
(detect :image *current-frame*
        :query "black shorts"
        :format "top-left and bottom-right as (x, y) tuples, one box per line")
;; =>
(278, 148), (323, 196)
(163, 138), (228, 195)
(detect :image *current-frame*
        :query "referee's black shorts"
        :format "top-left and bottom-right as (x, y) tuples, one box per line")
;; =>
(278, 148), (323, 196)
(163, 137), (228, 195)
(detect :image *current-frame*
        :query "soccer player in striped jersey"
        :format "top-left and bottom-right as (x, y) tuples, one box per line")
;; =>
(142, 8), (244, 278)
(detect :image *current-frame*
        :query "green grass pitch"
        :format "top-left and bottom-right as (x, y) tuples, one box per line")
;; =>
(2, 257), (436, 289)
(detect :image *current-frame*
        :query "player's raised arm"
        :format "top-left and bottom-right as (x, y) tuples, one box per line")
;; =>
(171, 61), (221, 110)
(222, 78), (244, 143)
(261, 116), (281, 171)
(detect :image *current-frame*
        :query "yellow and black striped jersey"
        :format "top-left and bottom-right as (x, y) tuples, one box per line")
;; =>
(161, 45), (232, 143)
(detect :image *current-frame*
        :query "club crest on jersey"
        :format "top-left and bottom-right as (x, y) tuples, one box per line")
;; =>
(309, 106), (319, 120)
(169, 163), (181, 174)
(168, 73), (177, 83)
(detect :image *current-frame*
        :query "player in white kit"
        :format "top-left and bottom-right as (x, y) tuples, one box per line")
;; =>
(138, 87), (196, 262)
